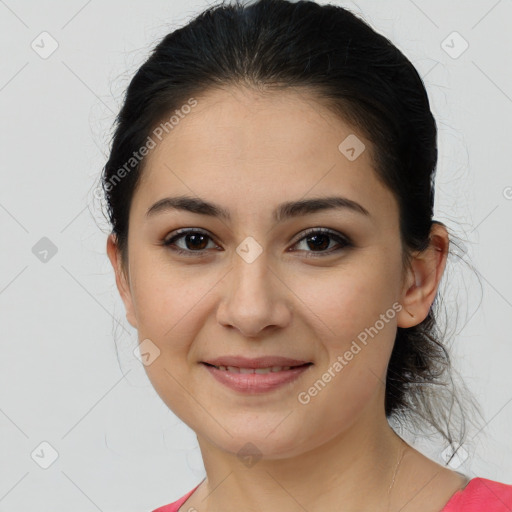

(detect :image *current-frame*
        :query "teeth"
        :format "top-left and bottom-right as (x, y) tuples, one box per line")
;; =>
(214, 365), (293, 373)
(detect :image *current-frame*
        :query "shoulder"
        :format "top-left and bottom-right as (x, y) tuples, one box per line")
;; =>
(150, 483), (201, 512)
(442, 477), (512, 511)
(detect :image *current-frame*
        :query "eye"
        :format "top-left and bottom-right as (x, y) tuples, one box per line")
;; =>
(290, 227), (352, 258)
(162, 227), (352, 258)
(163, 228), (218, 256)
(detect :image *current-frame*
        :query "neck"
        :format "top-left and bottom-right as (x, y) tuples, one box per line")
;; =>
(194, 391), (407, 512)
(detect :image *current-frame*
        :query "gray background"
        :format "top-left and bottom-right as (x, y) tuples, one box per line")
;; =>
(0, 0), (511, 510)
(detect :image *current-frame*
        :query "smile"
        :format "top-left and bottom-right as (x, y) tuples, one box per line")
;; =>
(202, 362), (313, 393)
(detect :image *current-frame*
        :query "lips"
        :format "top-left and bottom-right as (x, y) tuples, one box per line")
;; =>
(202, 361), (313, 393)
(200, 355), (314, 393)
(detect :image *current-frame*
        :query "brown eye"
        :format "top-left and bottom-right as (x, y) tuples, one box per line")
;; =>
(291, 228), (352, 257)
(163, 229), (217, 256)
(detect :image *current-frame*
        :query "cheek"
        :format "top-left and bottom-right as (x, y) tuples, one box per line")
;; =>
(294, 270), (398, 439)
(131, 263), (212, 416)
(290, 258), (401, 410)
(129, 254), (217, 344)
(292, 259), (400, 344)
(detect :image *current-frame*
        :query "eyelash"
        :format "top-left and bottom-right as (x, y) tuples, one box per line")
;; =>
(162, 227), (352, 258)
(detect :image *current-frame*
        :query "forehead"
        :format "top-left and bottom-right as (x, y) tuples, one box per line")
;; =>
(143, 86), (370, 173)
(132, 86), (397, 225)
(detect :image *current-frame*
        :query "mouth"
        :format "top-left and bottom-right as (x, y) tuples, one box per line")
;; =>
(200, 361), (314, 394)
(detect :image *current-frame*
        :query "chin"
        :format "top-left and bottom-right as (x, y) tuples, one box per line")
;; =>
(206, 425), (310, 461)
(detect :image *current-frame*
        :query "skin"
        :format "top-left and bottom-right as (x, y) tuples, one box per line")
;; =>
(107, 86), (469, 511)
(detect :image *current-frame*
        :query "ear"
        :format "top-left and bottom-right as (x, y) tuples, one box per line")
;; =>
(397, 222), (449, 328)
(106, 233), (137, 329)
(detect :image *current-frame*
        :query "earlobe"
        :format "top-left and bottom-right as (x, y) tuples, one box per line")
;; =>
(397, 223), (449, 329)
(106, 233), (138, 329)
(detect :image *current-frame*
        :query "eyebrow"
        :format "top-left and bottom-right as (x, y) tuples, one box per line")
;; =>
(145, 195), (371, 223)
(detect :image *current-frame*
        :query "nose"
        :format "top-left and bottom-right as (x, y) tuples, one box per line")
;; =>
(216, 250), (292, 338)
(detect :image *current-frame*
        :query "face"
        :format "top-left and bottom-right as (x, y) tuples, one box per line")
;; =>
(108, 86), (428, 460)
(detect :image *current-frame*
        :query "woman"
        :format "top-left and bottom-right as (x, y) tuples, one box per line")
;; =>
(101, 0), (512, 510)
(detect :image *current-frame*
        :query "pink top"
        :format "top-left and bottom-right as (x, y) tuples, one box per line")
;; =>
(151, 477), (512, 512)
